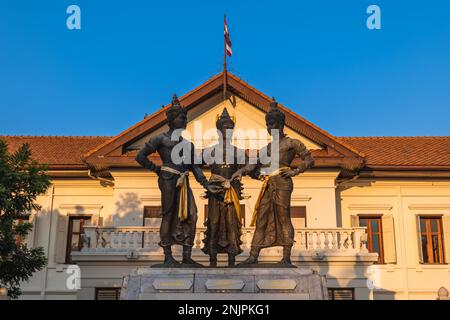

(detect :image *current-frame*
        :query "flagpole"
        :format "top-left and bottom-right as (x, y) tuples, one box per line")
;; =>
(223, 14), (227, 101)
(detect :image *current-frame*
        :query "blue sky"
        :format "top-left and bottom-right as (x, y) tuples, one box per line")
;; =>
(1, 0), (449, 137)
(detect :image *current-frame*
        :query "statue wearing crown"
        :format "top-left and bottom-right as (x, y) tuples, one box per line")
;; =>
(201, 108), (247, 267)
(232, 99), (315, 267)
(135, 95), (219, 267)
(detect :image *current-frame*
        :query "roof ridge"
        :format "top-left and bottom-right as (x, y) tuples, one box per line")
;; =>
(227, 72), (366, 158)
(339, 136), (450, 139)
(0, 135), (112, 138)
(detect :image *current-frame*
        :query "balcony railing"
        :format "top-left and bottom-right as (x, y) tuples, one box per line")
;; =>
(81, 226), (369, 254)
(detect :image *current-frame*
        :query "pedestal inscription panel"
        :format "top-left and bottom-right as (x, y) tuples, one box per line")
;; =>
(121, 268), (328, 300)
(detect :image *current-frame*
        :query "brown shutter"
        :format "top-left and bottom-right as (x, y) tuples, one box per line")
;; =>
(416, 216), (424, 263)
(328, 288), (354, 300)
(54, 214), (69, 264)
(442, 215), (450, 264)
(95, 288), (121, 300)
(350, 215), (359, 227)
(382, 215), (397, 263)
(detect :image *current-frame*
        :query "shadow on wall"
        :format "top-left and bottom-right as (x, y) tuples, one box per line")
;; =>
(332, 180), (397, 299)
(335, 180), (374, 228)
(111, 192), (143, 227)
(304, 252), (396, 300)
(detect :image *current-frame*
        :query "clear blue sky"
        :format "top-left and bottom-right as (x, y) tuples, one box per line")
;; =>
(1, 0), (449, 137)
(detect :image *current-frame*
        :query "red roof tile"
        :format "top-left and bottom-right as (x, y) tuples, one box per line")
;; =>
(0, 136), (111, 168)
(2, 136), (450, 170)
(339, 136), (450, 168)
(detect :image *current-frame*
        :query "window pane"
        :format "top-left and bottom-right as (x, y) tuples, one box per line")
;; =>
(421, 235), (429, 263)
(71, 235), (80, 250)
(430, 219), (438, 233)
(72, 220), (81, 233)
(372, 235), (380, 254)
(359, 219), (367, 227)
(420, 218), (427, 233)
(432, 235), (441, 262)
(371, 219), (379, 233)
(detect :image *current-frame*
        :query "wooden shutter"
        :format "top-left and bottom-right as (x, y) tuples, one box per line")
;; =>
(95, 288), (120, 300)
(382, 215), (397, 263)
(328, 288), (354, 300)
(54, 214), (69, 264)
(350, 215), (359, 227)
(442, 215), (450, 264)
(416, 216), (424, 263)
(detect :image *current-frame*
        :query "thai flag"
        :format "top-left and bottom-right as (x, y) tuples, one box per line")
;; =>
(224, 16), (232, 57)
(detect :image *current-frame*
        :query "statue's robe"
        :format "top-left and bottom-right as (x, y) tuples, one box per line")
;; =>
(143, 133), (208, 247)
(250, 136), (311, 248)
(202, 145), (246, 256)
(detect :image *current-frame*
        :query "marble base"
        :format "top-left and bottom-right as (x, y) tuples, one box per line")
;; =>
(120, 267), (328, 300)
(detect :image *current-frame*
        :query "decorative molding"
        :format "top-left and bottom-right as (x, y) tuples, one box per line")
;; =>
(408, 204), (450, 211)
(291, 194), (312, 202)
(59, 204), (103, 214)
(348, 204), (393, 211)
(140, 195), (161, 202)
(67, 213), (94, 217)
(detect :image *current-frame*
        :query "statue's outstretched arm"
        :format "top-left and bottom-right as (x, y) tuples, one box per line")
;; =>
(190, 144), (209, 188)
(232, 152), (260, 180)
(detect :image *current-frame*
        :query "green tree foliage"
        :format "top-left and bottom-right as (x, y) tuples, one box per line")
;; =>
(0, 139), (50, 299)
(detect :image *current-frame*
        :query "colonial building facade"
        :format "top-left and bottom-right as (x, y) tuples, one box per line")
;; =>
(3, 72), (450, 300)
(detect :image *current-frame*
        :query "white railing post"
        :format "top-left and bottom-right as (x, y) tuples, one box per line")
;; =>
(353, 228), (360, 251)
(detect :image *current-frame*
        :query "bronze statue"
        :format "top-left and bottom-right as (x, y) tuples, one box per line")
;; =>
(232, 98), (315, 267)
(135, 94), (218, 267)
(201, 108), (246, 267)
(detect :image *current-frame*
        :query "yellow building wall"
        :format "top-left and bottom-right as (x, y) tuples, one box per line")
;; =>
(20, 178), (114, 299)
(339, 179), (450, 300)
(20, 172), (450, 300)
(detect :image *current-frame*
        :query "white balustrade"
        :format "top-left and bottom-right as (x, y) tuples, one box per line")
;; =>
(82, 226), (368, 253)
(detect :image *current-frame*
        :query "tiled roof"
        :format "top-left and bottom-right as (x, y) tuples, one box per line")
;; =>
(339, 136), (450, 168)
(0, 136), (111, 168)
(2, 135), (450, 170)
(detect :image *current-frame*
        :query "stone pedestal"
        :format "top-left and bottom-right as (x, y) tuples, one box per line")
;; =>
(120, 268), (328, 300)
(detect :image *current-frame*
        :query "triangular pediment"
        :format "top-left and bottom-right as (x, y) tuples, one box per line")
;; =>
(84, 72), (365, 171)
(128, 94), (322, 151)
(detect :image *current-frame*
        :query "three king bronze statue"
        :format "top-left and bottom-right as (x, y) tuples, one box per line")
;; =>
(135, 95), (314, 268)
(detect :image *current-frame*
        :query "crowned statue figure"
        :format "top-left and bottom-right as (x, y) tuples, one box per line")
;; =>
(201, 108), (247, 267)
(135, 94), (219, 267)
(232, 98), (315, 267)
